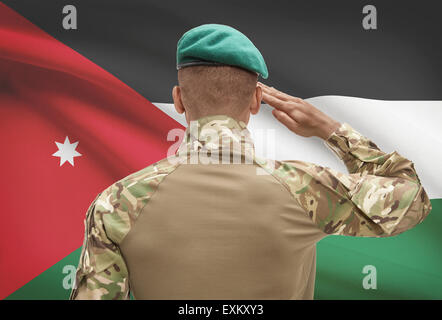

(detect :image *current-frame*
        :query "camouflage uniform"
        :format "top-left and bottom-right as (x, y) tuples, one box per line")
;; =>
(70, 115), (431, 300)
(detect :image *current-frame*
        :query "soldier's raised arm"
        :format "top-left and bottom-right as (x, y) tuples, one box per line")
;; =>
(259, 83), (432, 237)
(70, 190), (130, 300)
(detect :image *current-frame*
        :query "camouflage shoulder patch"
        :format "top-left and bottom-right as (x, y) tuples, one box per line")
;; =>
(258, 159), (387, 236)
(98, 155), (184, 244)
(255, 156), (430, 237)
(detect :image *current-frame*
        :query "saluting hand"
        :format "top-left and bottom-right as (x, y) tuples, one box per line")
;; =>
(258, 82), (341, 140)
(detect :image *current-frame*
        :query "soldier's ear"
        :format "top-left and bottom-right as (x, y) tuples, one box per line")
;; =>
(250, 85), (262, 115)
(172, 86), (185, 114)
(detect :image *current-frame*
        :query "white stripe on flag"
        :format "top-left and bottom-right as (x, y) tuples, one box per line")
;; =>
(153, 97), (442, 199)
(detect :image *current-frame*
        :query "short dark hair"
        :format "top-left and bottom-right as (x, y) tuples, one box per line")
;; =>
(177, 65), (258, 118)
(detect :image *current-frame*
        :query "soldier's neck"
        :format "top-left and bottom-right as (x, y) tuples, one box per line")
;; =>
(186, 111), (250, 126)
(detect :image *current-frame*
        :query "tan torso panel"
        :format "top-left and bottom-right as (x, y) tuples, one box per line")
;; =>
(120, 163), (327, 299)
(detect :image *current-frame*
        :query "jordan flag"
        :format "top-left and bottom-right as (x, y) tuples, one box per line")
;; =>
(1, 0), (441, 300)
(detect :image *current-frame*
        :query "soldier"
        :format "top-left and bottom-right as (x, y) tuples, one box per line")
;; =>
(70, 24), (431, 300)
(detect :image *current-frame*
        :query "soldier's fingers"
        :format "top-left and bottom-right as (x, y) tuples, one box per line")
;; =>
(272, 109), (299, 131)
(260, 85), (291, 102)
(261, 91), (290, 111)
(257, 82), (271, 90)
(258, 82), (282, 95)
(259, 82), (301, 102)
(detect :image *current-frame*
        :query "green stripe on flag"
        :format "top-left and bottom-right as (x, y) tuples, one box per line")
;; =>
(5, 248), (81, 300)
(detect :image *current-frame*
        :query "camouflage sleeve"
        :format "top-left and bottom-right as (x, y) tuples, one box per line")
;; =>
(69, 190), (130, 300)
(69, 157), (182, 300)
(275, 123), (432, 237)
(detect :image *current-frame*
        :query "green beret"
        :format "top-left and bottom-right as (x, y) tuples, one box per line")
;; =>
(176, 24), (268, 79)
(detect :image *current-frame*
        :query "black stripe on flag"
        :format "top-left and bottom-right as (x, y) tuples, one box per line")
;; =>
(3, 0), (442, 101)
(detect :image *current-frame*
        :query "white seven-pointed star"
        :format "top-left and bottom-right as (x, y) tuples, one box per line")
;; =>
(52, 136), (82, 166)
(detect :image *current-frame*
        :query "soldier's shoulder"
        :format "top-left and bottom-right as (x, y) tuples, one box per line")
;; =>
(115, 156), (180, 188)
(275, 159), (347, 185)
(256, 157), (322, 177)
(97, 156), (179, 204)
(113, 154), (178, 185)
(92, 156), (183, 243)
(257, 157), (347, 191)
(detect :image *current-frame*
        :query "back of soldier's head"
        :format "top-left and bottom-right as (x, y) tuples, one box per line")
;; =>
(175, 24), (267, 120)
(177, 65), (258, 119)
